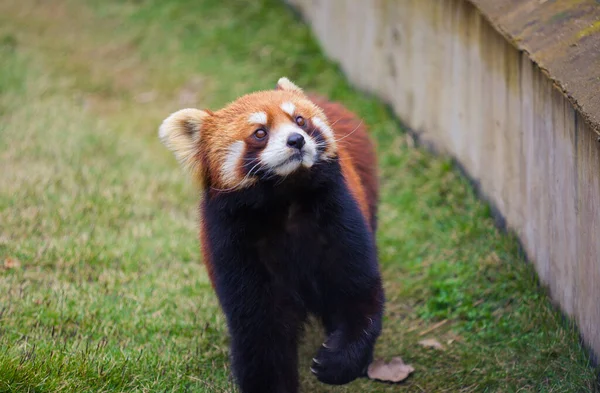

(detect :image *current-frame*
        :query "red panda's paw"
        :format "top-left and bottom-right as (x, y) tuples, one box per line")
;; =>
(310, 330), (372, 385)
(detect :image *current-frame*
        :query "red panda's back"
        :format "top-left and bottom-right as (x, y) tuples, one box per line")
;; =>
(308, 94), (379, 231)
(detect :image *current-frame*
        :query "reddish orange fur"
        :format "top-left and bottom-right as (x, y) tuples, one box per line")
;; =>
(195, 90), (331, 190)
(199, 220), (216, 288)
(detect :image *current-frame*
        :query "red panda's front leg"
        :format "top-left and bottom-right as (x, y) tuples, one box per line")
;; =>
(311, 280), (384, 385)
(309, 187), (385, 386)
(212, 252), (305, 393)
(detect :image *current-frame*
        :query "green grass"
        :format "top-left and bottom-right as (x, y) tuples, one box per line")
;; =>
(0, 0), (597, 392)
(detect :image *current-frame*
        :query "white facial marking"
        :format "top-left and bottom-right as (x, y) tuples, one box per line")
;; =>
(311, 117), (334, 141)
(260, 123), (318, 176)
(311, 116), (337, 155)
(280, 102), (295, 117)
(248, 111), (268, 125)
(220, 141), (245, 186)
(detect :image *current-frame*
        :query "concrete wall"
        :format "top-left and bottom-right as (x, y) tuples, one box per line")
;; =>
(286, 0), (600, 357)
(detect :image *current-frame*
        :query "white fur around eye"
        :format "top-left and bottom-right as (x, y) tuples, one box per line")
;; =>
(248, 112), (268, 125)
(311, 117), (334, 141)
(311, 116), (337, 153)
(280, 102), (295, 117)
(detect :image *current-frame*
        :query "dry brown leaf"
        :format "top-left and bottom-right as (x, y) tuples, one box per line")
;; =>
(3, 257), (20, 269)
(367, 357), (414, 383)
(418, 338), (444, 350)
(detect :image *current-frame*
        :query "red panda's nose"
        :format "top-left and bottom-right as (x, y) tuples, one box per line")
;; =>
(287, 132), (305, 150)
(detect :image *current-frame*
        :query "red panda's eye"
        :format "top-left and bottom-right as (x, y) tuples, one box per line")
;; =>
(254, 128), (267, 140)
(295, 116), (305, 127)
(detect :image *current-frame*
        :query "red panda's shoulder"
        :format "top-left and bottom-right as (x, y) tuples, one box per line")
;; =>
(307, 94), (379, 231)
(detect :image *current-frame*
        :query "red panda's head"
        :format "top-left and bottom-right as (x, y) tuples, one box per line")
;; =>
(159, 77), (337, 191)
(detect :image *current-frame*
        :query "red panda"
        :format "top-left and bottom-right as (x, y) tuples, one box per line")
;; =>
(159, 77), (384, 393)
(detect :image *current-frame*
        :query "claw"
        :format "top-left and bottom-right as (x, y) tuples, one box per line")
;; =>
(310, 367), (318, 374)
(312, 357), (321, 365)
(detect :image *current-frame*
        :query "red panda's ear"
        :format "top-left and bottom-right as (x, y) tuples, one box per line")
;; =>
(159, 108), (208, 174)
(275, 77), (304, 94)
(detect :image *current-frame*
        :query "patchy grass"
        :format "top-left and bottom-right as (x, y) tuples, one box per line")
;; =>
(0, 0), (597, 392)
